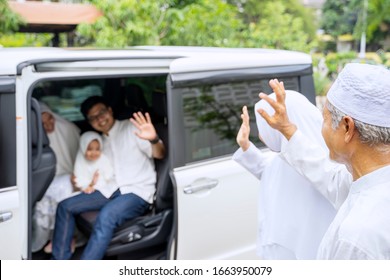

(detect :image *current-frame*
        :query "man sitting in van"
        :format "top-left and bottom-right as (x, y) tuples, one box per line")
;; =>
(51, 96), (165, 260)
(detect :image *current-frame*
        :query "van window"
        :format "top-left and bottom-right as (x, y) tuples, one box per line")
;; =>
(0, 91), (16, 189)
(32, 76), (167, 130)
(181, 76), (300, 163)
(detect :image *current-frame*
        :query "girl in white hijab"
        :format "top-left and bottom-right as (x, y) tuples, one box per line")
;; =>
(73, 131), (115, 197)
(233, 90), (336, 259)
(32, 102), (80, 253)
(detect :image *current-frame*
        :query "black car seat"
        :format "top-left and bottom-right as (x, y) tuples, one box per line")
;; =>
(76, 90), (173, 258)
(30, 98), (56, 206)
(115, 83), (151, 120)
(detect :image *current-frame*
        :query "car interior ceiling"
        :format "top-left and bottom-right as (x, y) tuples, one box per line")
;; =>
(31, 75), (174, 259)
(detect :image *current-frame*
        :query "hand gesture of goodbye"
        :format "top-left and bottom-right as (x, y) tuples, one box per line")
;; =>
(257, 79), (297, 140)
(236, 105), (251, 151)
(130, 112), (158, 141)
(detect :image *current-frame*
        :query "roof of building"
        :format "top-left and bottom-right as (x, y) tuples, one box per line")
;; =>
(8, 1), (102, 33)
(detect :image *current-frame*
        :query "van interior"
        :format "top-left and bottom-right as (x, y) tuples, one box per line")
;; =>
(31, 74), (174, 260)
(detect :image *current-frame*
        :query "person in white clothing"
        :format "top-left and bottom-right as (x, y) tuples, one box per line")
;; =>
(32, 102), (80, 253)
(51, 95), (165, 260)
(73, 131), (115, 196)
(233, 90), (336, 259)
(258, 63), (390, 259)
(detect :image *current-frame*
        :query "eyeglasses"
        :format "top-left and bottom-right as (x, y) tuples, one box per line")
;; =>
(88, 108), (108, 123)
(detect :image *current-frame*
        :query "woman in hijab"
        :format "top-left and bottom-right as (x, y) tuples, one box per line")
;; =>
(233, 90), (336, 260)
(32, 102), (80, 253)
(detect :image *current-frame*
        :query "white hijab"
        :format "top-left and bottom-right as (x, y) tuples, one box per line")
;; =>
(39, 102), (80, 176)
(254, 90), (336, 259)
(74, 131), (116, 198)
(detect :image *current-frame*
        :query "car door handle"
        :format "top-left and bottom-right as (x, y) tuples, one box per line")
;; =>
(0, 212), (13, 223)
(183, 178), (219, 194)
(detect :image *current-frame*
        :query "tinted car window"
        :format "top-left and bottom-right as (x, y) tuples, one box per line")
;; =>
(182, 77), (300, 164)
(0, 92), (16, 189)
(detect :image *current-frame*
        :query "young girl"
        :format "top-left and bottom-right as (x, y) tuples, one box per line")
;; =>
(73, 131), (115, 197)
(42, 131), (115, 254)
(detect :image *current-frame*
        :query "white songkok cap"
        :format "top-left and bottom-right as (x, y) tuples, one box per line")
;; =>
(327, 63), (390, 127)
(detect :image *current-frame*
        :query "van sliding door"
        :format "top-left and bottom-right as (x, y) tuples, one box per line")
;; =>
(167, 56), (314, 259)
(0, 77), (21, 259)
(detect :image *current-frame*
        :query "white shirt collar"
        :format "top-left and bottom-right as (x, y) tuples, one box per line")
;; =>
(104, 119), (120, 139)
(351, 165), (390, 194)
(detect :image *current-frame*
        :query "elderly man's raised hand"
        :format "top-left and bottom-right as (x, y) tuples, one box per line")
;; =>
(257, 79), (297, 140)
(236, 105), (251, 151)
(130, 112), (158, 141)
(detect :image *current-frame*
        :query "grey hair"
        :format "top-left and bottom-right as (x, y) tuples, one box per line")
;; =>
(326, 101), (390, 150)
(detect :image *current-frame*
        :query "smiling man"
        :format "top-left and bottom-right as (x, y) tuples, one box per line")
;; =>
(51, 96), (165, 260)
(257, 63), (390, 259)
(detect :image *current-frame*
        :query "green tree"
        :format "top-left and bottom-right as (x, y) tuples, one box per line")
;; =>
(321, 0), (359, 37)
(162, 0), (244, 47)
(231, 0), (317, 41)
(76, 0), (170, 47)
(366, 0), (390, 45)
(77, 0), (242, 47)
(0, 0), (23, 34)
(242, 2), (315, 52)
(322, 0), (390, 49)
(76, 0), (316, 52)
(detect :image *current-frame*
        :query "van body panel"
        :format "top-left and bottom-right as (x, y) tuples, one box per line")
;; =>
(0, 80), (19, 259)
(172, 157), (260, 259)
(0, 188), (21, 259)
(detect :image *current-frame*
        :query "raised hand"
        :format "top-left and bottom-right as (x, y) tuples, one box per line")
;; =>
(236, 105), (251, 151)
(129, 112), (158, 141)
(257, 79), (297, 140)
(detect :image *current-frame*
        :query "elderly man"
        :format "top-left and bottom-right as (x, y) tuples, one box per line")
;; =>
(258, 63), (390, 259)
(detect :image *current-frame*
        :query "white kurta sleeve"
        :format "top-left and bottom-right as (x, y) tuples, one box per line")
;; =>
(324, 240), (374, 260)
(232, 142), (273, 180)
(280, 130), (352, 209)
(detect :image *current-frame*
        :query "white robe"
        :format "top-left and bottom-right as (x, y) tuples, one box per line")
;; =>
(233, 91), (337, 259)
(281, 130), (390, 259)
(32, 103), (80, 252)
(74, 131), (116, 198)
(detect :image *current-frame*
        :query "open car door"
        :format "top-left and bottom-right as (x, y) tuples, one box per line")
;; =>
(167, 55), (313, 259)
(167, 56), (271, 259)
(0, 77), (21, 259)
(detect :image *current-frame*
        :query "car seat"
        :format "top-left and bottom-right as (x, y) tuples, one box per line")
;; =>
(30, 98), (56, 206)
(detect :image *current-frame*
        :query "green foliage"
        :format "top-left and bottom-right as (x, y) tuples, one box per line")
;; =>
(0, 0), (24, 34)
(76, 0), (243, 47)
(322, 0), (390, 49)
(3, 0), (319, 53)
(0, 33), (52, 47)
(324, 52), (357, 77)
(242, 2), (316, 52)
(234, 0), (317, 41)
(76, 0), (165, 47)
(313, 71), (332, 96)
(366, 0), (390, 45)
(75, 0), (317, 52)
(321, 0), (359, 37)
(161, 0), (244, 47)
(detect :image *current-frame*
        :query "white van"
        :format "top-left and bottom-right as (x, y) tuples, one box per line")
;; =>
(0, 46), (315, 260)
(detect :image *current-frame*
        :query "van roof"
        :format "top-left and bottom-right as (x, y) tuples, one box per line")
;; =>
(0, 46), (312, 75)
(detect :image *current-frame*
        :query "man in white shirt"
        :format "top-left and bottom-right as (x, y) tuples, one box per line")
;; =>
(257, 63), (390, 259)
(52, 96), (165, 259)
